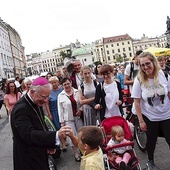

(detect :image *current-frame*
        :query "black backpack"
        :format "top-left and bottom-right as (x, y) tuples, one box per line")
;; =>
(129, 62), (134, 80)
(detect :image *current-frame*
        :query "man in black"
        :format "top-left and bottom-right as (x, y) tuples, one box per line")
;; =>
(11, 77), (71, 170)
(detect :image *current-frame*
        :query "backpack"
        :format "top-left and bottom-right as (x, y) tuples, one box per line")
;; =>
(80, 80), (98, 95)
(129, 62), (134, 80)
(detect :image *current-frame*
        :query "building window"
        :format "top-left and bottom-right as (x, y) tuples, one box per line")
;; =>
(101, 48), (103, 51)
(111, 44), (114, 47)
(128, 47), (131, 51)
(112, 50), (114, 53)
(106, 45), (108, 48)
(118, 49), (120, 52)
(123, 48), (125, 52)
(113, 55), (115, 60)
(122, 42), (124, 45)
(128, 41), (130, 44)
(117, 43), (119, 46)
(108, 56), (110, 60)
(107, 51), (109, 54)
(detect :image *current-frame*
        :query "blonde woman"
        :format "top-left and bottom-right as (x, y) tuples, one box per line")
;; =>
(21, 78), (33, 96)
(132, 52), (170, 169)
(45, 76), (62, 130)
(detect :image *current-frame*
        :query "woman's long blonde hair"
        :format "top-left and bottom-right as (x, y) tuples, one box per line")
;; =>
(138, 52), (160, 86)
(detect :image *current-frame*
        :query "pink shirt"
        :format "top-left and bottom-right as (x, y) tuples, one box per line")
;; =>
(4, 92), (21, 111)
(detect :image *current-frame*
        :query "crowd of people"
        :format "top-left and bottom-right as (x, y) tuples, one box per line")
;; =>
(0, 52), (170, 170)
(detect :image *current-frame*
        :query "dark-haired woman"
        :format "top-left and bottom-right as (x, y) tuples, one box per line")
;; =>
(4, 81), (21, 117)
(94, 63), (104, 83)
(58, 77), (83, 161)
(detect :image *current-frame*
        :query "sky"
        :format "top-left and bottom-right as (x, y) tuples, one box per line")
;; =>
(1, 0), (170, 54)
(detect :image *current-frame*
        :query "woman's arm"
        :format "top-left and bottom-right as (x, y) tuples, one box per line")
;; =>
(78, 88), (94, 105)
(57, 95), (65, 126)
(45, 100), (53, 120)
(4, 97), (11, 114)
(91, 84), (102, 109)
(134, 98), (147, 131)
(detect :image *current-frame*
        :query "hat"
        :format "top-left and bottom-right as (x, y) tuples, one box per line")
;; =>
(32, 77), (49, 86)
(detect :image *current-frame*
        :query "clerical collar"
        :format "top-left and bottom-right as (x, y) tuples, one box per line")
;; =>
(27, 92), (35, 103)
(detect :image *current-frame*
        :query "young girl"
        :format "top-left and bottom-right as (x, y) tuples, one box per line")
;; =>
(107, 125), (132, 170)
(78, 66), (98, 126)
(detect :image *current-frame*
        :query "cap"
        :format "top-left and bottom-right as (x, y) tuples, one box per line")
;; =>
(32, 77), (49, 86)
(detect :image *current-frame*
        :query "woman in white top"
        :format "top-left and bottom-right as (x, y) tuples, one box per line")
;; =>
(131, 52), (170, 170)
(91, 64), (123, 121)
(58, 77), (83, 162)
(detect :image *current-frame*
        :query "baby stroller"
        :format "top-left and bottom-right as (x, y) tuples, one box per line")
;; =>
(100, 116), (141, 170)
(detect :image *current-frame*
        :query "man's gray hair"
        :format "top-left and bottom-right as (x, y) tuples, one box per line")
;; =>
(30, 83), (52, 92)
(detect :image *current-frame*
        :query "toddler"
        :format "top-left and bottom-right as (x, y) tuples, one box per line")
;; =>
(107, 125), (132, 170)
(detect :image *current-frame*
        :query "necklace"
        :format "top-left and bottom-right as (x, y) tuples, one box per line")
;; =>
(24, 95), (46, 131)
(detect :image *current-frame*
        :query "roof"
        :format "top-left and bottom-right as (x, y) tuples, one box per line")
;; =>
(103, 34), (132, 43)
(72, 47), (91, 57)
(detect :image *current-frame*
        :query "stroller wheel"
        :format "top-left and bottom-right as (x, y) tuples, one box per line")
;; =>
(48, 155), (57, 170)
(134, 118), (147, 152)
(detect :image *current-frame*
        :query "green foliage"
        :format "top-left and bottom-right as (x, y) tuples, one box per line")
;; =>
(116, 56), (123, 63)
(94, 61), (102, 66)
(60, 51), (67, 60)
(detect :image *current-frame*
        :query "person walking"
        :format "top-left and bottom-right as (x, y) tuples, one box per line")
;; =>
(0, 82), (5, 119)
(11, 76), (71, 170)
(131, 52), (170, 170)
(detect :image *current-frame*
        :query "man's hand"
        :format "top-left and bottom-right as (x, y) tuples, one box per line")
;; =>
(58, 126), (71, 141)
(47, 148), (56, 154)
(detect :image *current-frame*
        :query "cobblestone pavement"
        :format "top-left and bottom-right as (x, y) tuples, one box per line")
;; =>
(0, 105), (170, 170)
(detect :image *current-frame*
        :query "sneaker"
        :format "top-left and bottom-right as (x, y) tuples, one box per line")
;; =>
(125, 165), (131, 170)
(146, 160), (158, 170)
(119, 161), (126, 170)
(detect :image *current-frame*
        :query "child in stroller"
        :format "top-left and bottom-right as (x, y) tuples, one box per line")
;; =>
(100, 116), (140, 170)
(107, 125), (132, 170)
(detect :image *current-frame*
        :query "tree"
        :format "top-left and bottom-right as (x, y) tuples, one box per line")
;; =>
(60, 51), (68, 60)
(116, 56), (123, 63)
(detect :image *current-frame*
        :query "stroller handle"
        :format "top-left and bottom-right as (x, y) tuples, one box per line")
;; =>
(105, 141), (134, 152)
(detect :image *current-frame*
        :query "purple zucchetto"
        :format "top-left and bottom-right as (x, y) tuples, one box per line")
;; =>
(32, 77), (49, 86)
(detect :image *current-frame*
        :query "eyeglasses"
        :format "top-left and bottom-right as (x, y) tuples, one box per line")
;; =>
(140, 62), (152, 68)
(36, 92), (49, 100)
(63, 82), (71, 86)
(101, 72), (111, 76)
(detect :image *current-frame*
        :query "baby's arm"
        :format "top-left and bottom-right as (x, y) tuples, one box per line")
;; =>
(107, 138), (114, 147)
